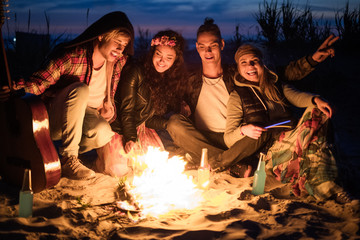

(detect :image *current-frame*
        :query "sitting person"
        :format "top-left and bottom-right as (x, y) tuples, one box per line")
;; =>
(95, 30), (188, 177)
(223, 43), (351, 203)
(1, 11), (134, 180)
(165, 18), (338, 175)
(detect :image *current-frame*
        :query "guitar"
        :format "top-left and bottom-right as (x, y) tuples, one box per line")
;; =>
(0, 1), (61, 193)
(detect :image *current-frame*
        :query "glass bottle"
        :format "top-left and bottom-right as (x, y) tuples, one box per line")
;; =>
(19, 169), (33, 218)
(198, 148), (210, 189)
(252, 152), (266, 195)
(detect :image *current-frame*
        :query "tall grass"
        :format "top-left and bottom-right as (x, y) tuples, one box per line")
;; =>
(253, 0), (335, 48)
(254, 0), (281, 46)
(134, 27), (151, 58)
(335, 2), (360, 51)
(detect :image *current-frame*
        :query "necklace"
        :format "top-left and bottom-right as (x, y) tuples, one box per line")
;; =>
(202, 75), (223, 86)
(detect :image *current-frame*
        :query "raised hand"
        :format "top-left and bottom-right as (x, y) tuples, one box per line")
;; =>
(312, 35), (339, 63)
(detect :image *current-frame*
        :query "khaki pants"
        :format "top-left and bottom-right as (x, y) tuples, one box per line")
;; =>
(47, 82), (114, 158)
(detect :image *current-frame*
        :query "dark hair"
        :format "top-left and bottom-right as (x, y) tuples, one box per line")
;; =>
(144, 30), (188, 115)
(49, 11), (134, 59)
(196, 17), (222, 40)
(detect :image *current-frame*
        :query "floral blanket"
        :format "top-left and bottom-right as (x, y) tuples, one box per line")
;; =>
(266, 107), (340, 200)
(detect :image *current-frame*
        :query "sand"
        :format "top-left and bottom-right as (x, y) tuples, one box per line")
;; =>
(1, 165), (359, 240)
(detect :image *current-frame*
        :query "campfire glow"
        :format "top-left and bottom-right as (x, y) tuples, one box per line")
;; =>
(119, 147), (205, 218)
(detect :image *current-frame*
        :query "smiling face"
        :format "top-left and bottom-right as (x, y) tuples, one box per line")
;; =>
(98, 34), (130, 62)
(196, 32), (224, 66)
(237, 53), (264, 82)
(152, 45), (177, 73)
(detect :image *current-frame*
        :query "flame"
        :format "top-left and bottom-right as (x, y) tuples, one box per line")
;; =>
(123, 147), (204, 218)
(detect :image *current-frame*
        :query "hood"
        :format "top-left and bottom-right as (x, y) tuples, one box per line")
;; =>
(63, 11), (134, 56)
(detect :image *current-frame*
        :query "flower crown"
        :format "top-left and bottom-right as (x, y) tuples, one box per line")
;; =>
(151, 36), (176, 47)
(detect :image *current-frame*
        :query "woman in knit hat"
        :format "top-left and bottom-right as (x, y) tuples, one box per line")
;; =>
(224, 41), (352, 203)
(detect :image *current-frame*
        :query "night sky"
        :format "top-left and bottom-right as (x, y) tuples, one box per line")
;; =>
(5, 0), (359, 39)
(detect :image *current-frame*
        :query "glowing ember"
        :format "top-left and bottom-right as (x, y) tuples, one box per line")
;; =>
(121, 147), (204, 218)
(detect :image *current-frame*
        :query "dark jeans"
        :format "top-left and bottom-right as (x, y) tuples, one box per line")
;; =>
(166, 114), (273, 171)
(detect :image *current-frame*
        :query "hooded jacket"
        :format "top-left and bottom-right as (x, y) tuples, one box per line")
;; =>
(61, 11), (134, 56)
(224, 57), (318, 148)
(17, 11), (134, 123)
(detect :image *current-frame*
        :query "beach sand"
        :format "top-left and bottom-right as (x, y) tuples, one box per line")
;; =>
(1, 162), (359, 240)
(1, 42), (360, 240)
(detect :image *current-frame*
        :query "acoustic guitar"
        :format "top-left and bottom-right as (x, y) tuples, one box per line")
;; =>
(0, 1), (61, 193)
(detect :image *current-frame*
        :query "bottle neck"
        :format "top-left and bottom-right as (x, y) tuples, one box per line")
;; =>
(21, 169), (32, 191)
(256, 153), (265, 171)
(200, 148), (209, 169)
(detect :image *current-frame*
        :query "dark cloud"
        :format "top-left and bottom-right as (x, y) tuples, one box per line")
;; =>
(6, 0), (359, 39)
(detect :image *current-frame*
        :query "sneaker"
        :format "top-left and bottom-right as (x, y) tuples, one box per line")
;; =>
(230, 163), (253, 178)
(332, 191), (353, 204)
(61, 156), (96, 180)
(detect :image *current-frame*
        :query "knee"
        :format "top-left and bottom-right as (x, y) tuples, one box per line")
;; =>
(167, 114), (188, 133)
(87, 120), (114, 147)
(68, 82), (89, 101)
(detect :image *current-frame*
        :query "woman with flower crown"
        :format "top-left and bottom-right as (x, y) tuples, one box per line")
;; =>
(95, 30), (188, 177)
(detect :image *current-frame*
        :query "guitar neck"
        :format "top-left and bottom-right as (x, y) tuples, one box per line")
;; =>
(0, 0), (12, 88)
(0, 28), (12, 88)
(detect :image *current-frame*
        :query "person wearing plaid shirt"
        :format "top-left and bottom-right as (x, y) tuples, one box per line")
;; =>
(3, 11), (134, 180)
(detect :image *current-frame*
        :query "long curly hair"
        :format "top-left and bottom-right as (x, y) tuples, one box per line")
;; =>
(144, 30), (188, 115)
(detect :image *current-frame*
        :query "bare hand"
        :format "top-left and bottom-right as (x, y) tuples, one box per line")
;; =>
(0, 85), (11, 102)
(180, 100), (191, 117)
(312, 35), (339, 63)
(124, 140), (136, 154)
(313, 97), (333, 118)
(99, 101), (115, 121)
(240, 124), (267, 139)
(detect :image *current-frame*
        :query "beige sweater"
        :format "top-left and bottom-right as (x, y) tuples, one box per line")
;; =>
(224, 79), (318, 148)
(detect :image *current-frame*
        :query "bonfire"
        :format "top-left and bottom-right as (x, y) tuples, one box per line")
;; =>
(115, 147), (226, 219)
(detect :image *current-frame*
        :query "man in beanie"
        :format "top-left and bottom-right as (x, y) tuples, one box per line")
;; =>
(166, 18), (338, 176)
(1, 11), (134, 180)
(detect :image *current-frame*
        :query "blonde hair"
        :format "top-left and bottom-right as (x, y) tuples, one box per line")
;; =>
(235, 44), (286, 106)
(102, 29), (131, 42)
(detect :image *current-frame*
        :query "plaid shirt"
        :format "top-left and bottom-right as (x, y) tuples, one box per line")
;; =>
(17, 45), (127, 122)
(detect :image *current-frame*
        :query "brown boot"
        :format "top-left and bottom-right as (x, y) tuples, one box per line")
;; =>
(61, 156), (96, 180)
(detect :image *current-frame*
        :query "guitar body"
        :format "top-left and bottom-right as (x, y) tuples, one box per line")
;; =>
(0, 94), (61, 193)
(0, 3), (61, 192)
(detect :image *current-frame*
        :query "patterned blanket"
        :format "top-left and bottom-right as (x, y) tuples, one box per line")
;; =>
(266, 107), (341, 200)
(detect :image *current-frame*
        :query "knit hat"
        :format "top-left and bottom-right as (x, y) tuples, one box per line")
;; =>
(234, 44), (263, 64)
(234, 44), (278, 83)
(63, 11), (134, 56)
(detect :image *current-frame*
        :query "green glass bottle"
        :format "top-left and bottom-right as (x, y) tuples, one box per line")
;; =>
(19, 169), (33, 218)
(252, 152), (266, 195)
